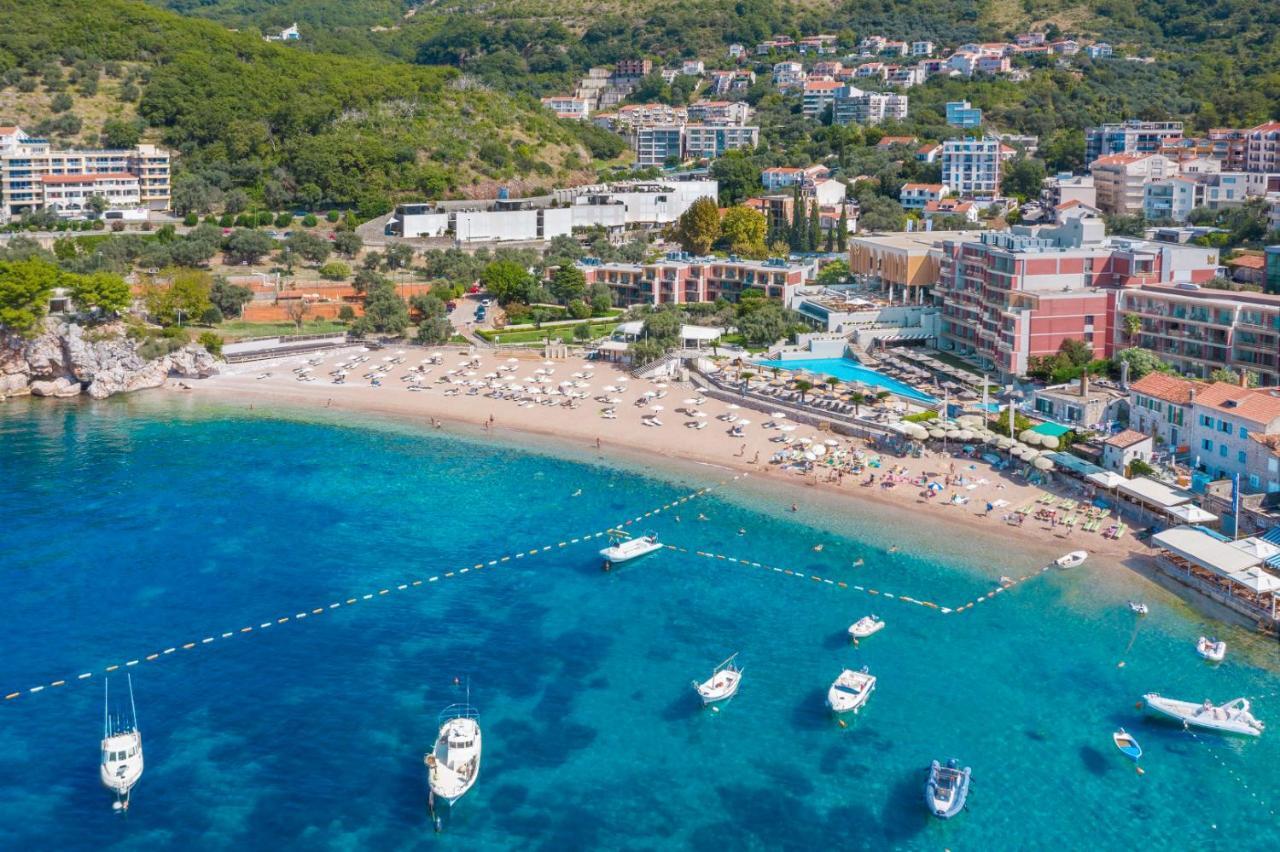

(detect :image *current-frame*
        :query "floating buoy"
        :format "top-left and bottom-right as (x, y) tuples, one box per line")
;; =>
(1117, 661), (1126, 668)
(837, 719), (848, 729)
(1136, 766), (1145, 776)
(711, 706), (719, 714)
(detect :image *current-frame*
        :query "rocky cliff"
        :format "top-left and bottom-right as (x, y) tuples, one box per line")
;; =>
(0, 320), (217, 400)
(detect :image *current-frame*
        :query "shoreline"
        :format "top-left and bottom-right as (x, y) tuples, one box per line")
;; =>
(177, 345), (1143, 571)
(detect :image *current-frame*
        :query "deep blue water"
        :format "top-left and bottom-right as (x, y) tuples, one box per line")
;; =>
(754, 357), (938, 404)
(1, 397), (1277, 850)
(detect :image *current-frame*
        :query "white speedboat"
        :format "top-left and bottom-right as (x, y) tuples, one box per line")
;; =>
(847, 615), (884, 640)
(827, 667), (876, 714)
(599, 531), (662, 571)
(425, 703), (482, 824)
(692, 654), (743, 705)
(1196, 636), (1227, 662)
(100, 675), (144, 813)
(1143, 694), (1264, 737)
(1055, 551), (1088, 568)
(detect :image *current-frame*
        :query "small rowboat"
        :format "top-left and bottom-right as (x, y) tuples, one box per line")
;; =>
(1055, 550), (1088, 568)
(1112, 728), (1142, 761)
(1196, 636), (1227, 662)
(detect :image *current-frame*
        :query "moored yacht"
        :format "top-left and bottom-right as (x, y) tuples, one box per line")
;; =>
(425, 702), (482, 828)
(599, 531), (662, 571)
(827, 667), (876, 714)
(1143, 694), (1264, 737)
(100, 675), (144, 813)
(692, 654), (743, 706)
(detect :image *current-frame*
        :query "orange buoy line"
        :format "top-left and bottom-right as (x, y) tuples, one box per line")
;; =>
(2, 474), (749, 705)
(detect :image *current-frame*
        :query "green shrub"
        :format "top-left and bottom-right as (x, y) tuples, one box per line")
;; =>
(196, 330), (223, 358)
(183, 212), (198, 227)
(318, 261), (350, 281)
(303, 213), (319, 227)
(325, 210), (339, 223)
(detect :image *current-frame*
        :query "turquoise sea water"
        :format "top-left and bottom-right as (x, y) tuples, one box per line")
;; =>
(754, 357), (939, 404)
(1, 397), (1277, 850)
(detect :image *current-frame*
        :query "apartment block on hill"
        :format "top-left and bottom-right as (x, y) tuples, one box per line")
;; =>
(0, 126), (170, 219)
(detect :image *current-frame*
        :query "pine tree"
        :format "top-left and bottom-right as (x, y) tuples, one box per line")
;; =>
(808, 200), (820, 253)
(825, 223), (835, 253)
(836, 205), (848, 252)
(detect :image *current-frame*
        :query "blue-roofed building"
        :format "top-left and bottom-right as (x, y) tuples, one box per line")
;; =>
(945, 101), (982, 128)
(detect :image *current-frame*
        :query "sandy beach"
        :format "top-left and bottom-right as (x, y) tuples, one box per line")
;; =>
(183, 343), (1145, 569)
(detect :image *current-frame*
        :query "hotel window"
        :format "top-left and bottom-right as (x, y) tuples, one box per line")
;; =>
(1202, 439), (1213, 451)
(1219, 419), (1232, 434)
(1239, 427), (1248, 439)
(1200, 414), (1213, 427)
(1238, 450), (1247, 463)
(1219, 444), (1228, 457)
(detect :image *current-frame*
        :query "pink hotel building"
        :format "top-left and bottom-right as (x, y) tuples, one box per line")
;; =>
(578, 254), (816, 306)
(934, 213), (1219, 378)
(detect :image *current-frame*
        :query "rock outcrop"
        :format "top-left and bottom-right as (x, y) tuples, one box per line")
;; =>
(0, 319), (218, 400)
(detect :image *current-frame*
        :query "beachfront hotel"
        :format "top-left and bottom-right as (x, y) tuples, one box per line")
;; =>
(932, 210), (1219, 378)
(0, 126), (171, 220)
(577, 254), (816, 306)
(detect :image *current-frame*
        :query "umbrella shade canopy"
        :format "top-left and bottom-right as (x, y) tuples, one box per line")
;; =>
(956, 429), (974, 441)
(928, 428), (946, 439)
(651, 405), (665, 411)
(1040, 435), (1060, 450)
(824, 439), (841, 447)
(812, 444), (827, 456)
(1033, 457), (1054, 471)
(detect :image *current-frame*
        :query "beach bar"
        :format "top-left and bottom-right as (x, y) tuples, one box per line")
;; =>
(1150, 527), (1280, 625)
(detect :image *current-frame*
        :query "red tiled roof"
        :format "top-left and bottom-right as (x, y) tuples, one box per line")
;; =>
(901, 183), (945, 191)
(1091, 153), (1151, 167)
(877, 135), (917, 146)
(1226, 255), (1266, 270)
(1129, 372), (1200, 405)
(1105, 429), (1150, 449)
(1195, 382), (1280, 425)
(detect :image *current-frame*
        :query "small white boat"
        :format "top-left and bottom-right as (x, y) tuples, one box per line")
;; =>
(1055, 550), (1088, 568)
(925, 758), (971, 819)
(692, 654), (743, 705)
(1128, 601), (1149, 615)
(599, 531), (662, 571)
(1112, 728), (1142, 761)
(426, 702), (482, 827)
(100, 675), (144, 812)
(1143, 694), (1265, 737)
(827, 666), (876, 714)
(1196, 636), (1227, 662)
(847, 615), (884, 640)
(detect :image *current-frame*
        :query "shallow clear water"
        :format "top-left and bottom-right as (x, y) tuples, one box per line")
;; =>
(1, 397), (1277, 850)
(754, 357), (939, 404)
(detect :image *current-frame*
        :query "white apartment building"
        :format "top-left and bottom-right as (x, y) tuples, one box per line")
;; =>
(911, 41), (935, 56)
(40, 173), (140, 214)
(1090, 153), (1178, 215)
(802, 80), (845, 119)
(940, 137), (1001, 197)
(0, 126), (170, 218)
(540, 96), (591, 120)
(686, 100), (752, 125)
(832, 89), (908, 126)
(683, 125), (760, 160)
(1245, 122), (1280, 174)
(1143, 172), (1252, 222)
(899, 183), (950, 210)
(771, 62), (805, 88)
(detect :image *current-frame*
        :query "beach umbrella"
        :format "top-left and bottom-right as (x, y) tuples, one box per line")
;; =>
(803, 451), (817, 461)
(928, 428), (946, 439)
(798, 436), (813, 445)
(1018, 429), (1037, 443)
(1033, 457), (1054, 471)
(651, 405), (664, 411)
(956, 429), (974, 441)
(909, 424), (930, 440)
(1040, 435), (1060, 450)
(1025, 432), (1044, 446)
(812, 444), (826, 457)
(824, 439), (840, 447)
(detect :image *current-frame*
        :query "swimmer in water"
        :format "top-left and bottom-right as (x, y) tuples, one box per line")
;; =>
(738, 528), (746, 536)
(698, 513), (709, 521)
(571, 488), (582, 497)
(813, 544), (824, 552)
(852, 558), (864, 567)
(790, 503), (798, 512)
(889, 544), (899, 553)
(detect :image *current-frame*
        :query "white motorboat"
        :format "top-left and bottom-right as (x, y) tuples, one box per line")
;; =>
(924, 759), (971, 819)
(1196, 636), (1227, 662)
(1055, 550), (1088, 568)
(100, 675), (144, 813)
(599, 531), (662, 571)
(426, 703), (482, 824)
(827, 667), (876, 714)
(1128, 601), (1149, 615)
(1143, 694), (1264, 737)
(692, 654), (743, 705)
(847, 615), (885, 640)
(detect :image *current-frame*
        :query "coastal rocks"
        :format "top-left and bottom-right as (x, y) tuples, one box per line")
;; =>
(0, 319), (217, 400)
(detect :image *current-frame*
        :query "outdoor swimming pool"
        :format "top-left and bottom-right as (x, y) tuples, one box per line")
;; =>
(753, 357), (939, 404)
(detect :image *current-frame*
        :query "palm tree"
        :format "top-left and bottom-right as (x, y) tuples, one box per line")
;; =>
(826, 375), (841, 397)
(1123, 313), (1142, 341)
(740, 371), (755, 392)
(849, 391), (865, 414)
(794, 379), (814, 401)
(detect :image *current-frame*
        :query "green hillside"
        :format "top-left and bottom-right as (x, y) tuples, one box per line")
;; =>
(146, 0), (1280, 126)
(0, 0), (623, 215)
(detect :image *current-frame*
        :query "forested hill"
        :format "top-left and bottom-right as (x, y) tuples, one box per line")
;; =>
(147, 0), (1280, 126)
(0, 0), (622, 214)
